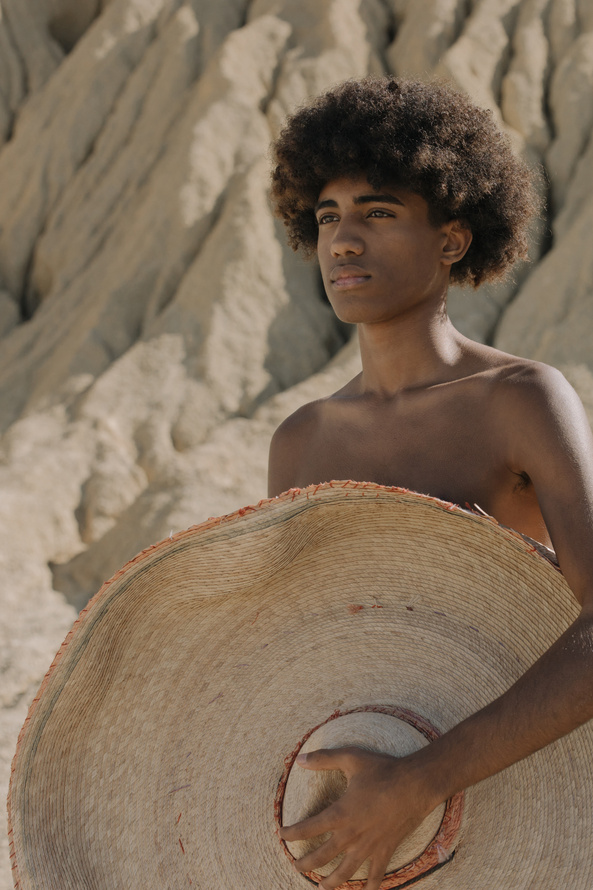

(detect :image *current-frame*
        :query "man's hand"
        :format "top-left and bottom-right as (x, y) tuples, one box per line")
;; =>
(279, 746), (439, 890)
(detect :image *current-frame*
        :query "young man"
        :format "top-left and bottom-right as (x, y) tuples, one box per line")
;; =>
(267, 78), (593, 890)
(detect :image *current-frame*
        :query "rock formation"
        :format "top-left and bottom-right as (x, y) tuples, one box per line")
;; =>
(1, 0), (593, 883)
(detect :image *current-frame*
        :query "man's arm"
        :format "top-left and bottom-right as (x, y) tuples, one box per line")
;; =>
(279, 366), (593, 890)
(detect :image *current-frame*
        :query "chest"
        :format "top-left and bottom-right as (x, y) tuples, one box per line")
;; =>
(289, 388), (552, 546)
(297, 391), (508, 506)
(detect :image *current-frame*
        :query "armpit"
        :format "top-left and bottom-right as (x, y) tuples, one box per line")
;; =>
(512, 470), (532, 493)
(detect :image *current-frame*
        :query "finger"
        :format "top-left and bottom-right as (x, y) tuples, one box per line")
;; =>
(279, 806), (335, 842)
(317, 852), (368, 890)
(295, 747), (354, 772)
(293, 835), (345, 873)
(362, 853), (392, 890)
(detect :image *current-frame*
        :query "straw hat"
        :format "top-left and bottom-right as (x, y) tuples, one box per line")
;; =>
(8, 481), (593, 889)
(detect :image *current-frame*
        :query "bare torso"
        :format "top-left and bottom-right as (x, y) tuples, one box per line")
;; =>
(269, 343), (556, 548)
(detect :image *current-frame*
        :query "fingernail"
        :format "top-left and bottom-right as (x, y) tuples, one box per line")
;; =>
(296, 753), (307, 764)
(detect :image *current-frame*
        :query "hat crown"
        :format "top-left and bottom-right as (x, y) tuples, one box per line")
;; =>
(282, 709), (448, 880)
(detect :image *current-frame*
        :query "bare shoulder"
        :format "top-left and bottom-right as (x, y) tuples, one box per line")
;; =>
(486, 349), (586, 427)
(464, 341), (583, 419)
(268, 376), (360, 497)
(267, 398), (327, 498)
(477, 346), (593, 489)
(459, 340), (592, 473)
(269, 399), (324, 452)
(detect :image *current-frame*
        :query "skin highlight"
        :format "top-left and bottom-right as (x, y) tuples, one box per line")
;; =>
(268, 170), (593, 889)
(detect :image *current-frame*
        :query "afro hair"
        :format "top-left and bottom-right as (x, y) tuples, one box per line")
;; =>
(270, 78), (538, 288)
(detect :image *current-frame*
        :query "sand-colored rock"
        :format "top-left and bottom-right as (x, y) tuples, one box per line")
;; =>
(496, 18), (593, 369)
(2, 2), (593, 887)
(435, 0), (523, 117)
(0, 9), (288, 430)
(496, 188), (593, 366)
(0, 0), (64, 147)
(553, 119), (593, 238)
(0, 0), (163, 298)
(546, 31), (593, 211)
(45, 0), (104, 52)
(254, 0), (390, 138)
(386, 0), (468, 78)
(577, 0), (593, 32)
(548, 0), (578, 66)
(500, 0), (551, 154)
(0, 291), (18, 339)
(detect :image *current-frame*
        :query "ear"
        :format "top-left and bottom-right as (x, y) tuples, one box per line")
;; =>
(440, 220), (472, 267)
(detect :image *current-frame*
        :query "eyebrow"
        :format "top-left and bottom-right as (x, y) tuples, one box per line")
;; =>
(314, 193), (405, 213)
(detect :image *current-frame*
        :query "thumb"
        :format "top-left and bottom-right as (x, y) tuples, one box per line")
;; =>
(296, 746), (354, 772)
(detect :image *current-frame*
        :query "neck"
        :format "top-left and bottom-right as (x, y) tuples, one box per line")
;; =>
(357, 301), (466, 397)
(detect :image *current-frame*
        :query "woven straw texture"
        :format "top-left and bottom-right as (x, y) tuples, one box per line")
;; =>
(7, 481), (593, 889)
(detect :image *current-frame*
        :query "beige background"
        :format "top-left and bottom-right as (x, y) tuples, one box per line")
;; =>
(1, 0), (593, 884)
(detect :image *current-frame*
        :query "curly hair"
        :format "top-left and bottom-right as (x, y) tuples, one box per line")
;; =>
(270, 78), (538, 287)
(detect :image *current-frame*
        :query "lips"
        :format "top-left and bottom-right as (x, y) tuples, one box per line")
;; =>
(330, 264), (371, 286)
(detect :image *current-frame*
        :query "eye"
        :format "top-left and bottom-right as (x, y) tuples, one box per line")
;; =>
(316, 212), (339, 226)
(368, 209), (394, 218)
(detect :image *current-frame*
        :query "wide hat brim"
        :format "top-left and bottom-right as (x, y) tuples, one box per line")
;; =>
(8, 481), (593, 889)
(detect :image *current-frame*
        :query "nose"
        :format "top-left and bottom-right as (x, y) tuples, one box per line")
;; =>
(330, 218), (364, 257)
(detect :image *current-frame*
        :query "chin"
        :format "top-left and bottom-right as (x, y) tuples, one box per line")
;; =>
(329, 300), (390, 326)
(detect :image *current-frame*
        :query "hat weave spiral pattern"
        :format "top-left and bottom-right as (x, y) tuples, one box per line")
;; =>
(7, 481), (593, 889)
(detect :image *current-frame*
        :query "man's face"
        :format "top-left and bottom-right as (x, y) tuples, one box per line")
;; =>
(315, 175), (455, 326)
